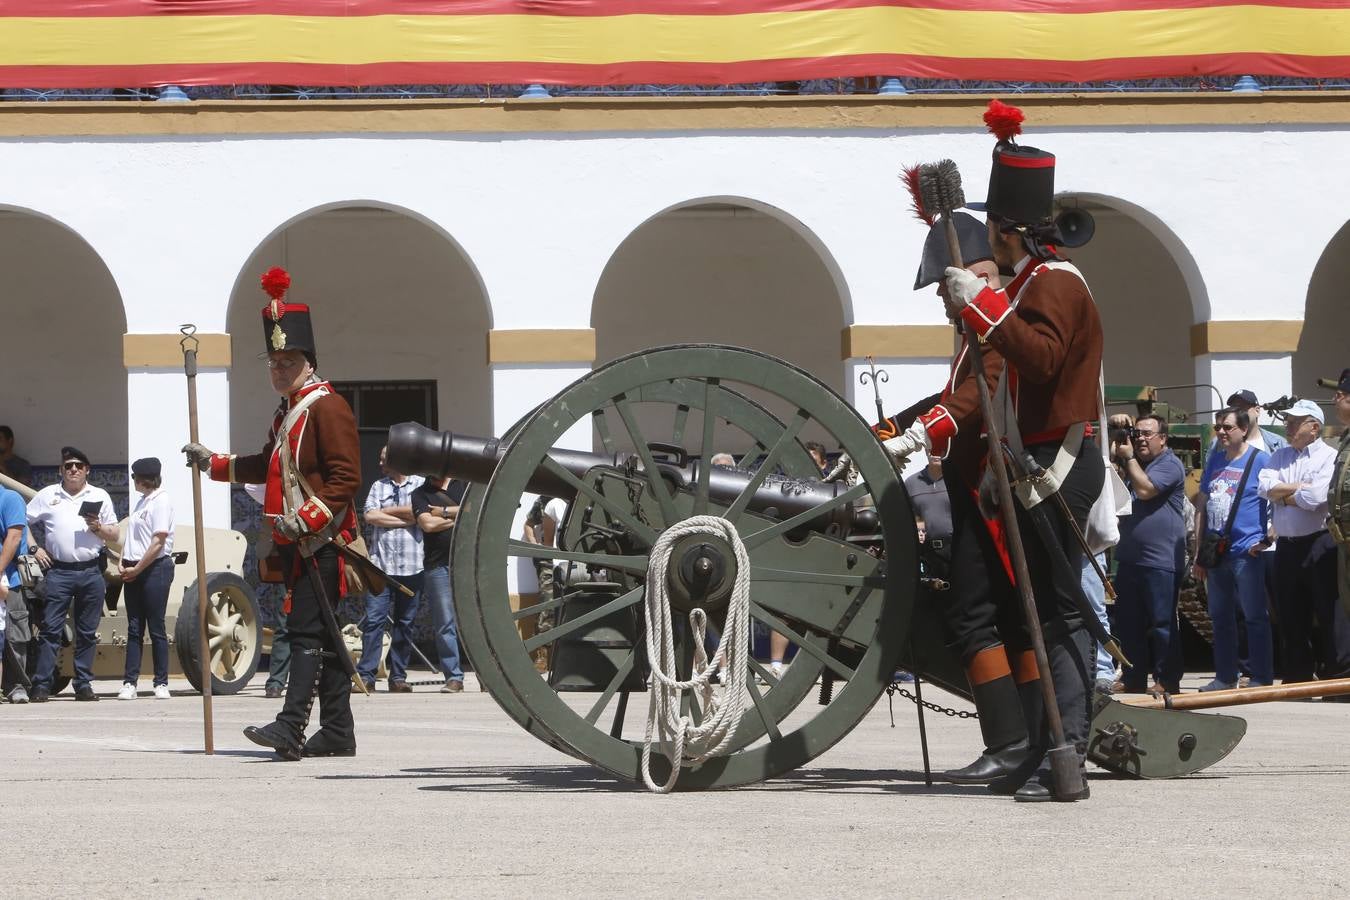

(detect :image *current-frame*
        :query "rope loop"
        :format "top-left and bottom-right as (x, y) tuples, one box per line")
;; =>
(641, 515), (754, 793)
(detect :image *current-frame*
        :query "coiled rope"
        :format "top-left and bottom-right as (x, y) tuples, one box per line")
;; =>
(641, 515), (753, 793)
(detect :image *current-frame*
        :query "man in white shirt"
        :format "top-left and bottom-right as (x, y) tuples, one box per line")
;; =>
(25, 446), (119, 701)
(1257, 399), (1350, 682)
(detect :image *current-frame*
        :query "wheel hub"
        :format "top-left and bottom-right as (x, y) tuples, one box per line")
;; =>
(666, 533), (736, 614)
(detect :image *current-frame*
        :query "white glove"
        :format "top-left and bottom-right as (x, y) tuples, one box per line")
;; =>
(274, 511), (306, 541)
(944, 266), (985, 306)
(823, 452), (853, 483)
(881, 420), (929, 463)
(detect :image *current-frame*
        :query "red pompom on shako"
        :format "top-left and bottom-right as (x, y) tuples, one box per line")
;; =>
(257, 266), (316, 357)
(983, 99), (1024, 144)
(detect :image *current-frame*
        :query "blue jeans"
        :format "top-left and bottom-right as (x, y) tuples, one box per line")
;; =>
(357, 571), (423, 684)
(1115, 561), (1184, 691)
(1081, 553), (1115, 682)
(36, 566), (105, 691)
(123, 556), (172, 686)
(424, 565), (462, 680)
(1206, 552), (1273, 685)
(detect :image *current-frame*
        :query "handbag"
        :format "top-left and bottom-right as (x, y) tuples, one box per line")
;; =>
(1197, 450), (1259, 568)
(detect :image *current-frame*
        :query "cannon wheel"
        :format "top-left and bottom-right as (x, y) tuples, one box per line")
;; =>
(175, 572), (263, 695)
(454, 375), (829, 756)
(459, 344), (917, 789)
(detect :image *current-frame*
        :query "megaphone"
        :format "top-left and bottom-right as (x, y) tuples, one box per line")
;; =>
(1054, 207), (1095, 248)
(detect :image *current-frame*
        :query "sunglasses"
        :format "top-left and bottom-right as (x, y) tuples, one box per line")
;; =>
(62, 461), (88, 470)
(1214, 424), (1239, 432)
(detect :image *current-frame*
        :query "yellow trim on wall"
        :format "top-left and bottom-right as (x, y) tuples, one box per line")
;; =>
(2, 93), (1349, 139)
(842, 324), (954, 360)
(1189, 320), (1304, 356)
(487, 328), (596, 365)
(123, 332), (231, 368)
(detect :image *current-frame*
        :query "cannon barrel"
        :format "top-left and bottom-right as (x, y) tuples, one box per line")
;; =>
(387, 421), (874, 535)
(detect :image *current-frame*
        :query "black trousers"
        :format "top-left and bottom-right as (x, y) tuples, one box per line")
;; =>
(1275, 532), (1350, 681)
(281, 545), (341, 655)
(942, 438), (1104, 664)
(275, 545), (355, 743)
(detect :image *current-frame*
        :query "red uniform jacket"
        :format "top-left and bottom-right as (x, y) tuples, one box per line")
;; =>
(208, 380), (361, 547)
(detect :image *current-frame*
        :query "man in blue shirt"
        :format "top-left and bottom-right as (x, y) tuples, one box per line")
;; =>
(1, 482), (31, 703)
(1111, 414), (1186, 695)
(1196, 407), (1272, 690)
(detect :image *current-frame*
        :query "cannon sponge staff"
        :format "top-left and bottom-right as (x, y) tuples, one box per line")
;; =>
(183, 266), (363, 760)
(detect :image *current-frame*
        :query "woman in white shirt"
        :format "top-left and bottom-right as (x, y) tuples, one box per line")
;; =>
(118, 458), (175, 700)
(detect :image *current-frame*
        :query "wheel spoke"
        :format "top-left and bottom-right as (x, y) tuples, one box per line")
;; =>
(592, 407), (617, 456)
(750, 566), (883, 589)
(747, 656), (779, 688)
(722, 408), (810, 524)
(507, 539), (648, 578)
(671, 403), (691, 447)
(522, 585), (643, 653)
(513, 595), (564, 622)
(612, 394), (677, 527)
(741, 482), (869, 550)
(693, 378), (719, 516)
(749, 601), (855, 681)
(583, 649), (637, 725)
(538, 455), (659, 546)
(753, 583), (879, 643)
(744, 676), (783, 742)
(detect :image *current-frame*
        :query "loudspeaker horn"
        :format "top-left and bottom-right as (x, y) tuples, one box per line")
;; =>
(1055, 207), (1095, 248)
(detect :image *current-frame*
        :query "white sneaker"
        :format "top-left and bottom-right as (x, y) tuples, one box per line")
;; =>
(153, 684), (171, 700)
(1198, 678), (1237, 692)
(117, 682), (137, 700)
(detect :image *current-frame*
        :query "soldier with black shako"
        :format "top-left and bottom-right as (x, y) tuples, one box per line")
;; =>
(884, 102), (1108, 801)
(184, 267), (363, 759)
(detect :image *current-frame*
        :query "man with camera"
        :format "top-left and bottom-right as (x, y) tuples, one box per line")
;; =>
(1109, 414), (1186, 695)
(25, 446), (120, 702)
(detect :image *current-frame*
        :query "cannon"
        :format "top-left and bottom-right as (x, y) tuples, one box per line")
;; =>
(0, 471), (263, 696)
(389, 345), (1249, 789)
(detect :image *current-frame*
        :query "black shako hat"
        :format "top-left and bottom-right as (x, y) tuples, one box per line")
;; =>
(968, 100), (1056, 228)
(131, 457), (161, 479)
(258, 266), (317, 359)
(61, 445), (91, 466)
(914, 212), (994, 289)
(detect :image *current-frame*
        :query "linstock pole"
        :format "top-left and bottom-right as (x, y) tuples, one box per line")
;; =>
(181, 325), (214, 755)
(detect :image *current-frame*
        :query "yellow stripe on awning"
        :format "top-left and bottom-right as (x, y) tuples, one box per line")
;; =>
(0, 7), (1346, 68)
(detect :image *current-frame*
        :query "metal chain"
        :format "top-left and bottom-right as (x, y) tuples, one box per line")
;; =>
(885, 682), (978, 720)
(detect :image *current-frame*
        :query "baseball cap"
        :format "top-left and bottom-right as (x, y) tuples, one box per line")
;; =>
(1226, 389), (1259, 408)
(1316, 369), (1350, 393)
(1285, 399), (1324, 425)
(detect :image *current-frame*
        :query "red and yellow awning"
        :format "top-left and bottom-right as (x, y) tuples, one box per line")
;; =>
(2, 1), (1347, 88)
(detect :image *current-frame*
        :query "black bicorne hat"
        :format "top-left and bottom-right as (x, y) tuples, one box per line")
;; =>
(259, 266), (316, 358)
(914, 212), (994, 289)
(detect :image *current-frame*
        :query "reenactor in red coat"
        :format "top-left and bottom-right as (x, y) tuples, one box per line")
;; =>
(185, 268), (363, 760)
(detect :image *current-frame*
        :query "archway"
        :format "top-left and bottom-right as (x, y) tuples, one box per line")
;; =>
(1055, 193), (1206, 414)
(0, 207), (127, 505)
(227, 203), (493, 463)
(591, 198), (849, 455)
(1295, 220), (1348, 401)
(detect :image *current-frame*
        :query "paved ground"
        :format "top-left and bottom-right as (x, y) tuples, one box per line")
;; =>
(3, 671), (1348, 898)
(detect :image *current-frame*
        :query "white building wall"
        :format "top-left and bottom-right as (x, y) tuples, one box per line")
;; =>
(3, 120), (1347, 480)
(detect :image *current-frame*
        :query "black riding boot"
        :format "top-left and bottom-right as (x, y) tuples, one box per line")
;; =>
(244, 645), (320, 760)
(303, 658), (357, 757)
(944, 644), (1038, 784)
(1014, 628), (1092, 803)
(989, 677), (1048, 794)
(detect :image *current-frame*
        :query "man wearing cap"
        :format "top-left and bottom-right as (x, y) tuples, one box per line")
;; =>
(183, 267), (362, 759)
(25, 446), (120, 701)
(1259, 398), (1350, 682)
(1325, 370), (1350, 615)
(901, 101), (1107, 802)
(1225, 390), (1289, 457)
